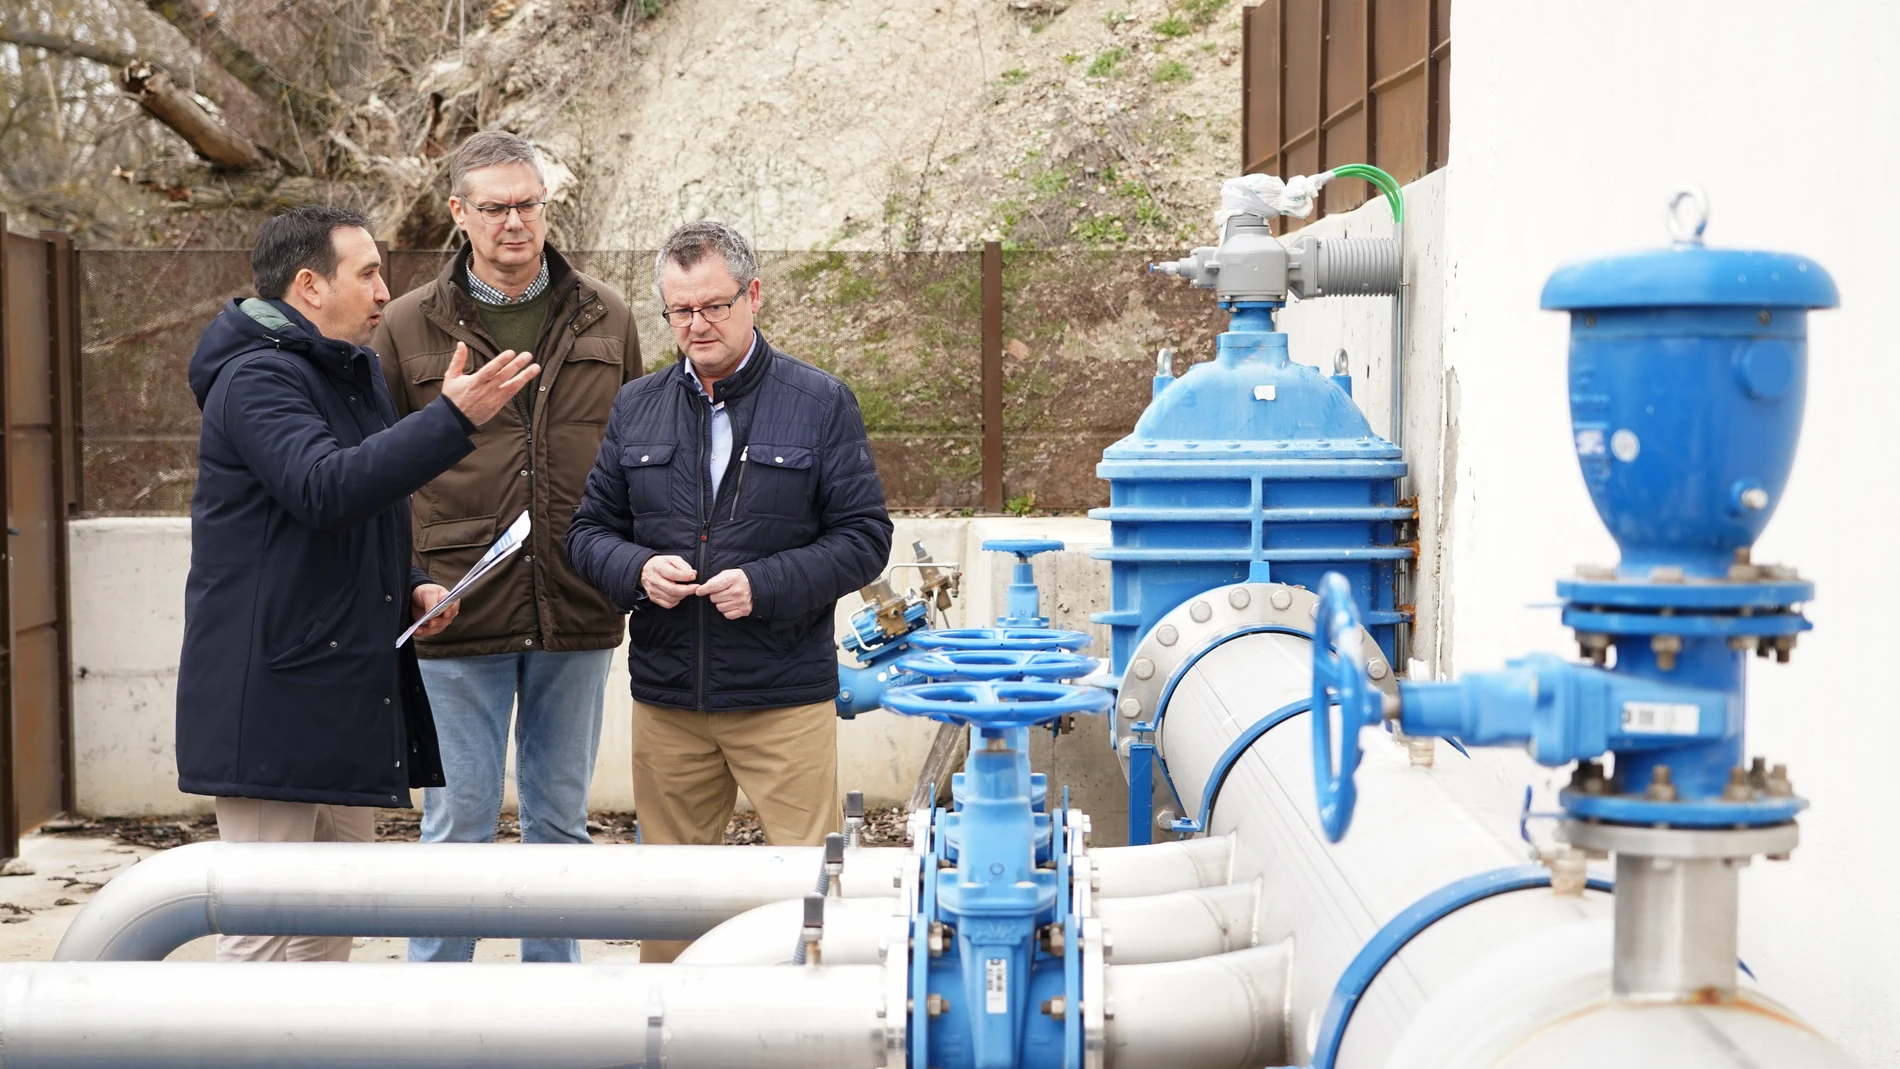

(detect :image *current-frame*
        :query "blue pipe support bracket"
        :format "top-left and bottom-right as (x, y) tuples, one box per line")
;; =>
(1089, 300), (1408, 680)
(1306, 866), (1614, 1069)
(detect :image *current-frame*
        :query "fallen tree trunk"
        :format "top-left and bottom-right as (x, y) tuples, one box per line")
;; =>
(122, 63), (270, 170)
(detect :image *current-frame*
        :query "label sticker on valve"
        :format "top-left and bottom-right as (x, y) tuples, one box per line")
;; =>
(1620, 701), (1700, 736)
(986, 958), (1008, 1013)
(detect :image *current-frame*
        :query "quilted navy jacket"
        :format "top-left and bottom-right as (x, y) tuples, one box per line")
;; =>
(176, 298), (474, 806)
(566, 332), (892, 711)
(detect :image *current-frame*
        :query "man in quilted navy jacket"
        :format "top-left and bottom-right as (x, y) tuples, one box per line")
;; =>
(177, 206), (538, 961)
(567, 221), (891, 960)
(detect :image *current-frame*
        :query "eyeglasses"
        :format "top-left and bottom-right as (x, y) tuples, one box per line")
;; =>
(462, 199), (547, 223)
(660, 286), (748, 327)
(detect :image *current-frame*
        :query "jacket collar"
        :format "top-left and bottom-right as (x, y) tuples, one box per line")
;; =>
(675, 329), (773, 405)
(248, 298), (370, 377)
(429, 243), (593, 331)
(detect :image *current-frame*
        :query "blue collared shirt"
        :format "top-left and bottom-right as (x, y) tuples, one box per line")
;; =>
(681, 334), (758, 500)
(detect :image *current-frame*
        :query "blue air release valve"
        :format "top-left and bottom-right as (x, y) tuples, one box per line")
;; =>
(1310, 573), (1386, 841)
(983, 539), (1066, 627)
(1313, 191), (1836, 843)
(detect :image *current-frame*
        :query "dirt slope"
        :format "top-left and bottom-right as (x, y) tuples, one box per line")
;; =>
(584, 0), (1243, 250)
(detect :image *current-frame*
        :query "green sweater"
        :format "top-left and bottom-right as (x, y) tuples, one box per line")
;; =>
(474, 283), (554, 359)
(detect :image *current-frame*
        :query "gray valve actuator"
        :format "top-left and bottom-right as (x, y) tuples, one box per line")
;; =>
(1152, 212), (1398, 304)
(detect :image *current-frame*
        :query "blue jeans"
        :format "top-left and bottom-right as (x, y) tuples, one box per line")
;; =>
(409, 648), (612, 963)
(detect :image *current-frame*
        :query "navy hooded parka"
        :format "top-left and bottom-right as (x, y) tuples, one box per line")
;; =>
(176, 298), (475, 807)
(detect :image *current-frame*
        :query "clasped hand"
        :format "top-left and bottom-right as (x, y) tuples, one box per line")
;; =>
(641, 555), (752, 619)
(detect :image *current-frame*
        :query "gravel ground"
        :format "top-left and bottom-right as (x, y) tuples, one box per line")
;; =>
(39, 806), (913, 850)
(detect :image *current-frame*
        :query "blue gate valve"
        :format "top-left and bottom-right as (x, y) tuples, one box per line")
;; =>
(881, 677), (1109, 1069)
(897, 649), (1100, 684)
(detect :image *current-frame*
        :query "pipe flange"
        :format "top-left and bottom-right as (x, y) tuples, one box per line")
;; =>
(884, 914), (910, 1065)
(1112, 582), (1396, 777)
(1081, 915), (1108, 1069)
(1559, 819), (1799, 860)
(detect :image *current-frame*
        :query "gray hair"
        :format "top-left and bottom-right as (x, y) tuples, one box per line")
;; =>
(448, 130), (545, 198)
(653, 220), (759, 303)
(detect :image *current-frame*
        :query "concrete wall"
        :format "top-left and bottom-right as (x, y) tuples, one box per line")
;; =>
(68, 515), (1122, 834)
(1273, 2), (1900, 1059)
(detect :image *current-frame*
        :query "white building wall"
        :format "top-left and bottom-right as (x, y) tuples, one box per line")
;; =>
(1285, 2), (1900, 1060)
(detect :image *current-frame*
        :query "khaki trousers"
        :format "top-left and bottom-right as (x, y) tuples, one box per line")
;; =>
(213, 797), (376, 962)
(632, 699), (840, 962)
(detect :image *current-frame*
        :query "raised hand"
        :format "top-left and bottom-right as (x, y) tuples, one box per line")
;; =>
(440, 341), (540, 425)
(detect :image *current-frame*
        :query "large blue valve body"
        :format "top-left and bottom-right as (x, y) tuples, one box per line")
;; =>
(1090, 305), (1408, 677)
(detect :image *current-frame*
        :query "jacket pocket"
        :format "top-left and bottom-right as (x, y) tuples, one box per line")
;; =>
(741, 443), (816, 519)
(263, 580), (359, 670)
(620, 443), (676, 517)
(417, 514), (498, 587)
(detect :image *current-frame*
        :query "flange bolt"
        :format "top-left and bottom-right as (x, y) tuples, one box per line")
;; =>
(1722, 767), (1755, 802)
(1650, 634), (1682, 671)
(1645, 765), (1678, 802)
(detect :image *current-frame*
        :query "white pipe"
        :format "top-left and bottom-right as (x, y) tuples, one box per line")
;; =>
(59, 835), (1237, 963)
(1098, 882), (1259, 964)
(675, 897), (900, 965)
(1091, 836), (1233, 894)
(0, 961), (890, 1069)
(1104, 942), (1293, 1069)
(55, 841), (908, 962)
(676, 882), (1261, 967)
(1154, 628), (1857, 1068)
(1384, 921), (1863, 1069)
(1157, 631), (1614, 1065)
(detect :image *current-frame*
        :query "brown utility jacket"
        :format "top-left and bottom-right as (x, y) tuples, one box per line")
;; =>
(371, 246), (642, 657)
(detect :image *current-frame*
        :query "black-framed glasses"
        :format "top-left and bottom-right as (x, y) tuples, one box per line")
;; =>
(660, 286), (747, 327)
(463, 199), (547, 222)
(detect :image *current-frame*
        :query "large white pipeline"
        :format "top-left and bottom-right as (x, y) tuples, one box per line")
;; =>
(0, 962), (891, 1069)
(0, 946), (1293, 1069)
(57, 837), (1237, 962)
(1152, 624), (1861, 1068)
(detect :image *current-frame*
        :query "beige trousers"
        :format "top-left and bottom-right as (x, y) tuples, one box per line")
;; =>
(631, 699), (840, 962)
(213, 797), (377, 962)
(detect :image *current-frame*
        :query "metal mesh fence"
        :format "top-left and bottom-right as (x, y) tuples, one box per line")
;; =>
(76, 247), (1224, 515)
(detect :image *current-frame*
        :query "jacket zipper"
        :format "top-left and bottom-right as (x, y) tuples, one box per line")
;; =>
(517, 294), (589, 651)
(695, 397), (711, 712)
(729, 446), (749, 522)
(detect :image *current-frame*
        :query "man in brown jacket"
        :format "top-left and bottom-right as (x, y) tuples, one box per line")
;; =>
(370, 131), (641, 964)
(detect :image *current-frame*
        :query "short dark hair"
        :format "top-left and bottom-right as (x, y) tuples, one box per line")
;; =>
(251, 205), (372, 300)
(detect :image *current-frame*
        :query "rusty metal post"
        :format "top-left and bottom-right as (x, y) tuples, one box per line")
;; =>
(0, 215), (15, 863)
(981, 241), (1003, 513)
(41, 231), (79, 813)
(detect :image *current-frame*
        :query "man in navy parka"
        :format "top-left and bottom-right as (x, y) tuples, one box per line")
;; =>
(175, 206), (541, 961)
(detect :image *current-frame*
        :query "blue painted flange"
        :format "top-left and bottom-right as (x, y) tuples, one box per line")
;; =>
(1558, 576), (1814, 611)
(1561, 791), (1807, 828)
(1561, 607), (1811, 639)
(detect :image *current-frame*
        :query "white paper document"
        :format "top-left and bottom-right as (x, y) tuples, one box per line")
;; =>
(396, 510), (531, 647)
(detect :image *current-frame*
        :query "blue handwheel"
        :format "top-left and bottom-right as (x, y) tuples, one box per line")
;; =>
(882, 681), (1112, 729)
(1312, 572), (1380, 842)
(896, 649), (1099, 683)
(908, 627), (1091, 652)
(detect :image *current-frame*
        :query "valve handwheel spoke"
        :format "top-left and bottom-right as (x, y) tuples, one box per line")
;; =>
(882, 680), (1113, 729)
(1312, 572), (1380, 842)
